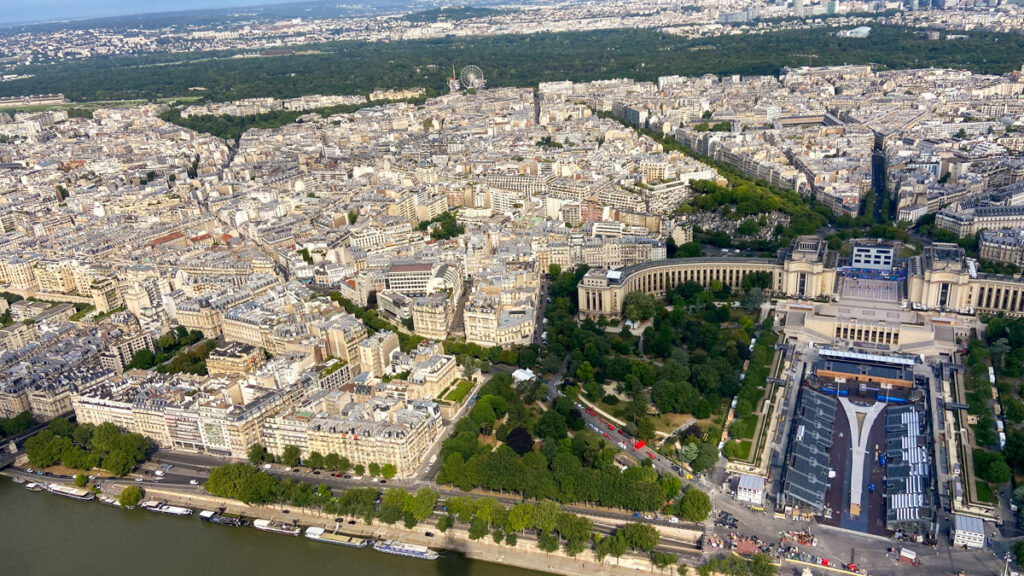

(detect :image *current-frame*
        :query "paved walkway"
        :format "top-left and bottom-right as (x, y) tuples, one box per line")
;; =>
(837, 398), (885, 519)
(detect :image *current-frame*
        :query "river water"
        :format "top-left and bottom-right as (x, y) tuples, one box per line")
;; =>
(0, 480), (544, 576)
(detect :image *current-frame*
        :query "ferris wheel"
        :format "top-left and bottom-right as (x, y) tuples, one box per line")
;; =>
(459, 65), (486, 90)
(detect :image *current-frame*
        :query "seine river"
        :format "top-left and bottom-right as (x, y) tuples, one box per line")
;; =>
(0, 480), (543, 576)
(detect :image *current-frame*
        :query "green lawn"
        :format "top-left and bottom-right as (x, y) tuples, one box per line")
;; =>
(729, 413), (759, 440)
(975, 480), (998, 504)
(726, 439), (753, 461)
(69, 305), (95, 321)
(444, 380), (474, 403)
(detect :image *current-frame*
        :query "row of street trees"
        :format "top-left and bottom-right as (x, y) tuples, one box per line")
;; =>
(246, 443), (397, 479)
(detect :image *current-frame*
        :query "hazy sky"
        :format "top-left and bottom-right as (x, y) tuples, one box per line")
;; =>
(0, 0), (293, 25)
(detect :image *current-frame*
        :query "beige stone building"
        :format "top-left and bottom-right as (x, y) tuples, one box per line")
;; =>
(35, 259), (77, 294)
(206, 342), (266, 376)
(319, 314), (367, 371)
(464, 294), (536, 347)
(411, 296), (450, 341)
(358, 331), (399, 379)
(301, 393), (442, 478)
(73, 375), (285, 459)
(578, 235), (1024, 320)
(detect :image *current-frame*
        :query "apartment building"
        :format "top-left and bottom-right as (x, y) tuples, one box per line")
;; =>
(99, 332), (154, 374)
(358, 331), (400, 379)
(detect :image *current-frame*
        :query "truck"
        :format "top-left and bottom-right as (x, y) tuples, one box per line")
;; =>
(633, 440), (646, 450)
(879, 454), (886, 467)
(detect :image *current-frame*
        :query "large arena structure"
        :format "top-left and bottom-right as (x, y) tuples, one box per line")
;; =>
(578, 235), (1024, 320)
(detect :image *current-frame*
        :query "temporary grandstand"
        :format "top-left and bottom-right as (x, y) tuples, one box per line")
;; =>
(884, 405), (934, 538)
(782, 388), (837, 514)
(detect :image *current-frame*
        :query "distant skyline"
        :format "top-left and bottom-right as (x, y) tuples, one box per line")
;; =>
(0, 0), (297, 26)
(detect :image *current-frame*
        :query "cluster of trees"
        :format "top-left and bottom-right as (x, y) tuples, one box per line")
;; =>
(676, 439), (721, 474)
(689, 179), (827, 239)
(159, 98), (424, 142)
(437, 424), (684, 511)
(969, 320), (1024, 480)
(974, 449), (1012, 484)
(436, 368), (691, 510)
(595, 523), (662, 562)
(640, 289), (752, 415)
(119, 485), (143, 508)
(623, 291), (658, 323)
(247, 442), (397, 479)
(206, 463), (339, 509)
(404, 6), (503, 23)
(913, 213), (978, 255)
(725, 318), (777, 459)
(698, 553), (776, 576)
(675, 486), (713, 522)
(442, 496), (641, 558)
(982, 316), (1024, 381)
(542, 265), (731, 466)
(961, 337), (1002, 449)
(535, 136), (564, 149)
(156, 338), (218, 376)
(6, 26), (1024, 103)
(693, 121), (732, 133)
(443, 338), (537, 370)
(667, 239), (703, 259)
(418, 211), (465, 241)
(126, 326), (206, 372)
(210, 462), (626, 545)
(378, 487), (439, 528)
(327, 292), (423, 351)
(0, 410), (36, 438)
(978, 260), (1021, 276)
(24, 419), (153, 476)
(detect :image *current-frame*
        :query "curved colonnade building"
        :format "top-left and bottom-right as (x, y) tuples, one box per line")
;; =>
(578, 235), (1024, 321)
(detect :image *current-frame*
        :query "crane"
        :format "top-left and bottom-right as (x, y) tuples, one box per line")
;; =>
(794, 53), (819, 67)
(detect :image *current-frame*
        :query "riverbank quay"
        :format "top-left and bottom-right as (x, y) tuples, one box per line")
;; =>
(1, 469), (681, 576)
(130, 483), (663, 576)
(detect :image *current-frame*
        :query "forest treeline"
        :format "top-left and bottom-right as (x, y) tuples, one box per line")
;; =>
(1, 26), (1023, 103)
